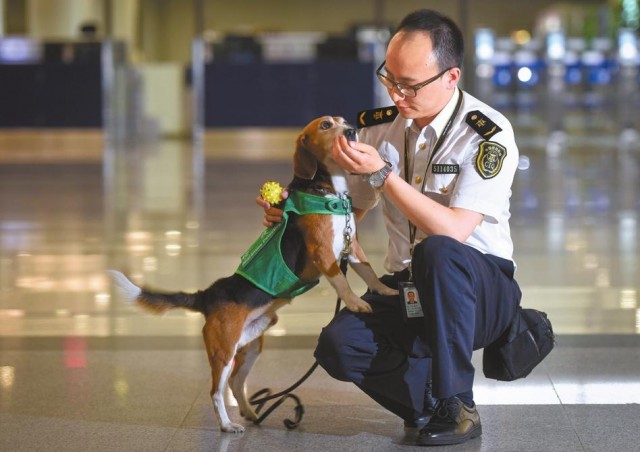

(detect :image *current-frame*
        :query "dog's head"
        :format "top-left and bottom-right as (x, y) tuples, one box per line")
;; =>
(294, 116), (357, 180)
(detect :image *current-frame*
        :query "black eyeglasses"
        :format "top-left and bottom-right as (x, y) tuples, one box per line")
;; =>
(376, 61), (452, 98)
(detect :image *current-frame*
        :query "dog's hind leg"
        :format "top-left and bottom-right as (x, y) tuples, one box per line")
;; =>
(202, 308), (247, 433)
(229, 336), (263, 422)
(227, 302), (286, 423)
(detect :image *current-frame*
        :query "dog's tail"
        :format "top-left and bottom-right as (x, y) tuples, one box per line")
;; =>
(107, 270), (203, 314)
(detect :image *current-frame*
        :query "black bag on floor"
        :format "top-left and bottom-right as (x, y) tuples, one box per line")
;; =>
(482, 307), (555, 381)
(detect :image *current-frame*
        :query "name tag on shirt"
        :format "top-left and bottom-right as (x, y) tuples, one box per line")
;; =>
(432, 164), (459, 174)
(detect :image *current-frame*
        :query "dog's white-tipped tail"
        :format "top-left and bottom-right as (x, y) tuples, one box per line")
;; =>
(107, 270), (201, 314)
(107, 270), (142, 304)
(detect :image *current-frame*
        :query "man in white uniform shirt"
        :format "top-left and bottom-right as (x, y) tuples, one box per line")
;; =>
(260, 9), (522, 447)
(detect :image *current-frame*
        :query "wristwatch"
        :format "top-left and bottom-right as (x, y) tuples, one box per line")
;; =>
(367, 161), (392, 189)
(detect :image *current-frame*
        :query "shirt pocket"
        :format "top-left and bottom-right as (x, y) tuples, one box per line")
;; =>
(423, 173), (458, 197)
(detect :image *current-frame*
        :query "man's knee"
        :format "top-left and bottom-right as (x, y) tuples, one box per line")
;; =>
(314, 316), (361, 382)
(412, 235), (463, 270)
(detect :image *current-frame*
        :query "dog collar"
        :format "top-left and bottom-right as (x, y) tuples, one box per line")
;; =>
(284, 190), (352, 216)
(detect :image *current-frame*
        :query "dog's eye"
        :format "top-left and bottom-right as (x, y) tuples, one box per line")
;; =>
(320, 120), (332, 130)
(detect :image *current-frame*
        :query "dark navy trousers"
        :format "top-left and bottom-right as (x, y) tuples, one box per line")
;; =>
(314, 235), (521, 421)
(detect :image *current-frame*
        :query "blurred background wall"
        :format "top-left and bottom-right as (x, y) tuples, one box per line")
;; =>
(2, 0), (617, 62)
(0, 0), (638, 137)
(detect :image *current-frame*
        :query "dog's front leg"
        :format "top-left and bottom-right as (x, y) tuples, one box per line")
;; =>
(349, 239), (398, 296)
(350, 261), (399, 296)
(310, 253), (372, 313)
(323, 269), (372, 312)
(301, 217), (372, 312)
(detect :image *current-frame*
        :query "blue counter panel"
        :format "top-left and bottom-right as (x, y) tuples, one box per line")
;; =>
(0, 61), (374, 129)
(0, 64), (102, 128)
(204, 61), (375, 128)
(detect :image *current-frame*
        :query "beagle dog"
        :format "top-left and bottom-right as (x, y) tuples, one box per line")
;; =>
(109, 116), (397, 433)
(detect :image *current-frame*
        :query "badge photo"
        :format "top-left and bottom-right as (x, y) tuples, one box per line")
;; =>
(399, 281), (424, 320)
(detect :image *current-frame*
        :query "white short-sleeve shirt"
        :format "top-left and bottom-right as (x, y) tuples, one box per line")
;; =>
(348, 89), (519, 273)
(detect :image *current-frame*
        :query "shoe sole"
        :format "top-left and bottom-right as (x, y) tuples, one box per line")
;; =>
(416, 424), (482, 446)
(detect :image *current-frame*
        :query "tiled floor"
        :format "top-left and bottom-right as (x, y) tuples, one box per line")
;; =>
(1, 122), (640, 451)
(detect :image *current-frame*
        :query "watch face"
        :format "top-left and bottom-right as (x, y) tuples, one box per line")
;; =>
(368, 164), (390, 188)
(369, 173), (384, 188)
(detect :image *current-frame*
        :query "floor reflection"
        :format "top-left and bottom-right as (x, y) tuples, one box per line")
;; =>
(0, 127), (640, 339)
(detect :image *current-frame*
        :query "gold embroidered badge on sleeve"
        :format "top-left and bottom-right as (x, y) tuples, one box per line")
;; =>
(476, 141), (507, 179)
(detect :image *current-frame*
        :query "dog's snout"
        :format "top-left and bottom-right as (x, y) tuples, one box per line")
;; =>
(344, 127), (357, 142)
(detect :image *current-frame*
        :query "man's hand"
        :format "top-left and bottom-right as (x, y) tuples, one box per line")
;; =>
(256, 189), (288, 227)
(332, 135), (387, 175)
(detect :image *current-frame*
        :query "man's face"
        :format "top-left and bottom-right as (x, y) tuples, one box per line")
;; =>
(383, 31), (455, 127)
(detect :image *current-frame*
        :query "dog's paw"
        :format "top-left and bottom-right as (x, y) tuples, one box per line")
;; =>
(240, 408), (258, 422)
(343, 295), (373, 313)
(221, 422), (246, 433)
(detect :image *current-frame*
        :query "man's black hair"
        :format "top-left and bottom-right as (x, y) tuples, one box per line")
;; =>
(395, 9), (464, 70)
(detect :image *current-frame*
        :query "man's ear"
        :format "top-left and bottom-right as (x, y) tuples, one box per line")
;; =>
(445, 67), (461, 89)
(293, 134), (317, 179)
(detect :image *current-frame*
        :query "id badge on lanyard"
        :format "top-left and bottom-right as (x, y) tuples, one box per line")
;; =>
(399, 281), (424, 319)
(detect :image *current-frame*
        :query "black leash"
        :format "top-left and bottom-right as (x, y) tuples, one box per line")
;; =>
(249, 257), (348, 429)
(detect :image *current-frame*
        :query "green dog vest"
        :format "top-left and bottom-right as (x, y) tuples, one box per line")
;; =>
(235, 190), (352, 298)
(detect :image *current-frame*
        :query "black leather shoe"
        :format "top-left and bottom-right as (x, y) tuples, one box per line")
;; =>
(416, 397), (482, 446)
(404, 415), (430, 429)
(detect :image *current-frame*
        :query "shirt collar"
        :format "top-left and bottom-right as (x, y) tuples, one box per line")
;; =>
(406, 88), (460, 139)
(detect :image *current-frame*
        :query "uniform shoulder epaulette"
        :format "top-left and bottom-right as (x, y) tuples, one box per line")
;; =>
(356, 106), (398, 129)
(465, 110), (502, 140)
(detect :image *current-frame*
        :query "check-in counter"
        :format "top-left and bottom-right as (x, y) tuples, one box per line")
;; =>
(0, 40), (115, 128)
(0, 59), (102, 127)
(0, 36), (378, 130)
(203, 61), (375, 128)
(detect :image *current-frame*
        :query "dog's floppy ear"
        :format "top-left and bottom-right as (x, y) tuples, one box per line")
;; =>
(294, 134), (317, 180)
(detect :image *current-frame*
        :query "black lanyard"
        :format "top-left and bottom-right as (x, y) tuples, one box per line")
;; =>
(403, 90), (464, 279)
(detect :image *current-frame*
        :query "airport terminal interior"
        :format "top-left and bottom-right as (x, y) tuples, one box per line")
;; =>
(1, 0), (640, 451)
